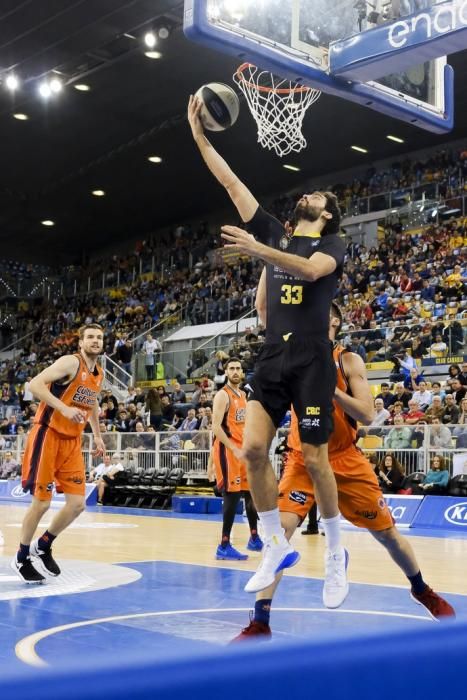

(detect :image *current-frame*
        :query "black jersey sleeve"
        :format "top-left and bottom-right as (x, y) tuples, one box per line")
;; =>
(316, 235), (346, 271)
(246, 206), (283, 246)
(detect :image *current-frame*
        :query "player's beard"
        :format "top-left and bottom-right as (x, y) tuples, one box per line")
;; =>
(294, 200), (323, 223)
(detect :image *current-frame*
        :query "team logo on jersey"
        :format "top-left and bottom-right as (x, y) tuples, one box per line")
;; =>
(81, 372), (87, 381)
(306, 406), (320, 416)
(235, 408), (246, 423)
(289, 490), (307, 505)
(72, 385), (98, 407)
(378, 497), (387, 510)
(279, 235), (290, 250)
(355, 509), (377, 520)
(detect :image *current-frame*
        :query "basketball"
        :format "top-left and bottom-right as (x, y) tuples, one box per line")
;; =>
(194, 82), (240, 131)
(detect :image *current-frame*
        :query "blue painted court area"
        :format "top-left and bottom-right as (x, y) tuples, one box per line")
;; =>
(1, 559), (465, 671)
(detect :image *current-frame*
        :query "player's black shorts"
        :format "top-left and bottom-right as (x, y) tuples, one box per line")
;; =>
(248, 335), (336, 445)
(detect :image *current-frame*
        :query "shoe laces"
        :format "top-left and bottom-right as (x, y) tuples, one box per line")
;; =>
(325, 549), (346, 587)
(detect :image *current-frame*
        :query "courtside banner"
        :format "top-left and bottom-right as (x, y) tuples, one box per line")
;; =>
(412, 496), (467, 530)
(340, 495), (423, 529)
(0, 479), (97, 505)
(382, 495), (424, 527)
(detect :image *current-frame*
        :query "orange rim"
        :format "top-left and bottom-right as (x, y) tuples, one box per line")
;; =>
(235, 62), (312, 94)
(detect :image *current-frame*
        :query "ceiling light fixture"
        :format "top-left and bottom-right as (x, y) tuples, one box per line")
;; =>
(351, 145), (368, 154)
(144, 32), (157, 48)
(157, 25), (171, 39)
(387, 135), (404, 143)
(148, 155), (162, 163)
(38, 81), (52, 99)
(74, 83), (91, 92)
(41, 220), (55, 226)
(283, 164), (300, 172)
(49, 77), (62, 93)
(92, 189), (106, 197)
(13, 113), (29, 120)
(5, 74), (19, 91)
(144, 50), (162, 59)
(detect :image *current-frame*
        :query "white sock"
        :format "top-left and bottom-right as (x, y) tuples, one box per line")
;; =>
(258, 508), (284, 540)
(320, 513), (341, 553)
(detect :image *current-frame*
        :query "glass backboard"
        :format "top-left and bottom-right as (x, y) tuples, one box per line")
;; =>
(184, 0), (454, 133)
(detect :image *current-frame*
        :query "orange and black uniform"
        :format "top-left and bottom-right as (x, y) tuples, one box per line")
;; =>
(212, 384), (248, 493)
(278, 344), (393, 531)
(22, 354), (103, 500)
(246, 206), (345, 445)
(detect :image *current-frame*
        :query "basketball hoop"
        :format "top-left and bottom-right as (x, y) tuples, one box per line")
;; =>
(233, 63), (321, 158)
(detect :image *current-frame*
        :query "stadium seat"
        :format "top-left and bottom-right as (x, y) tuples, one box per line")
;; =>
(360, 435), (383, 449)
(402, 472), (425, 494)
(448, 474), (467, 497)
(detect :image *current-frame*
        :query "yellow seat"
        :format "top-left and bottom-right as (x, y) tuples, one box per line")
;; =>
(360, 435), (383, 449)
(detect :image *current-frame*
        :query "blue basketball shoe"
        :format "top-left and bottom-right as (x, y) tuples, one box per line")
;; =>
(246, 535), (263, 552)
(216, 543), (248, 560)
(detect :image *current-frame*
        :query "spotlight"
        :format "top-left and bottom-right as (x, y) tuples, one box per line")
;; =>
(74, 83), (91, 91)
(41, 220), (55, 226)
(148, 156), (162, 163)
(92, 190), (106, 197)
(144, 32), (157, 48)
(144, 51), (162, 60)
(50, 77), (62, 93)
(157, 25), (170, 39)
(38, 81), (52, 99)
(5, 74), (19, 91)
(13, 113), (29, 121)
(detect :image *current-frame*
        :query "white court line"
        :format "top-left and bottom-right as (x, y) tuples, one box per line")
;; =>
(16, 606), (431, 668)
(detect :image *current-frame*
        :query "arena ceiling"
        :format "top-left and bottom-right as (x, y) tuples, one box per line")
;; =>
(1, 0), (467, 264)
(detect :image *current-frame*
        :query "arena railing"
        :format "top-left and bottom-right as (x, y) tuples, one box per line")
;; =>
(3, 425), (464, 483)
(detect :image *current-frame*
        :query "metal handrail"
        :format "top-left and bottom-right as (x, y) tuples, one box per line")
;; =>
(194, 306), (258, 352)
(0, 328), (36, 354)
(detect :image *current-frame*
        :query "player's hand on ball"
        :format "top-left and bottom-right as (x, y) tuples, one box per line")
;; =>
(187, 95), (204, 139)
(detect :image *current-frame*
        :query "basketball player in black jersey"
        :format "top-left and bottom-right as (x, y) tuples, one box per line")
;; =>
(188, 95), (348, 606)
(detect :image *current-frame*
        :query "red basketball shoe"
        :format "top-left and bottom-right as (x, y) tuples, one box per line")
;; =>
(230, 614), (272, 642)
(411, 587), (455, 620)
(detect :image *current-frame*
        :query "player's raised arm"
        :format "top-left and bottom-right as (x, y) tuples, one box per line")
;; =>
(255, 267), (267, 326)
(188, 95), (258, 222)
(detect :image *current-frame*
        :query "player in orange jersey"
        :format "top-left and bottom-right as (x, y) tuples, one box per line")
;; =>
(11, 323), (106, 583)
(211, 357), (262, 560)
(232, 290), (454, 639)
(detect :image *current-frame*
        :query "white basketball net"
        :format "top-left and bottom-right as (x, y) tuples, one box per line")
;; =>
(233, 63), (321, 158)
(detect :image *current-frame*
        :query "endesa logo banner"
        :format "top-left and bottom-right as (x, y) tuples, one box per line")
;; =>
(412, 496), (467, 529)
(0, 479), (97, 505)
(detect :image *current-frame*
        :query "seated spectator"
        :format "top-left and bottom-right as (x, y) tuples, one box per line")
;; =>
(431, 381), (446, 401)
(386, 400), (405, 424)
(459, 362), (467, 386)
(412, 418), (428, 449)
(349, 335), (367, 361)
(388, 382), (411, 411)
(375, 382), (393, 410)
(114, 409), (131, 432)
(430, 333), (448, 355)
(189, 380), (203, 408)
(453, 397), (467, 439)
(442, 394), (460, 424)
(160, 395), (175, 429)
(411, 380), (432, 410)
(384, 415), (412, 449)
(171, 381), (186, 405)
(419, 455), (450, 495)
(88, 455), (111, 483)
(200, 373), (215, 392)
(367, 398), (391, 435)
(425, 395), (444, 422)
(405, 399), (426, 425)
(376, 453), (405, 494)
(429, 418), (453, 449)
(1, 415), (20, 436)
(0, 450), (20, 479)
(450, 378), (466, 405)
(97, 453), (125, 505)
